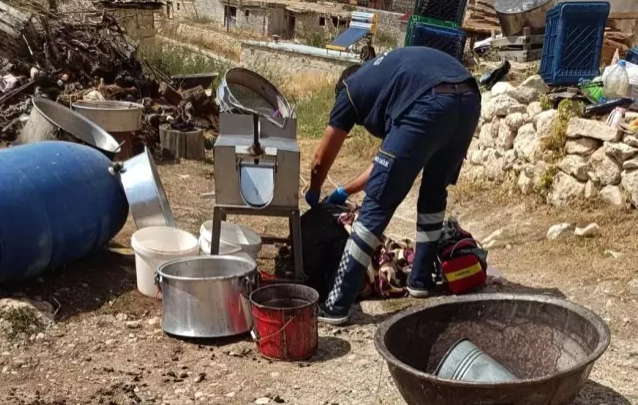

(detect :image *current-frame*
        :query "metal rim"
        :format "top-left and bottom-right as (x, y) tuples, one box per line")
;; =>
(433, 337), (469, 377)
(33, 98), (121, 153)
(494, 0), (555, 14)
(159, 123), (200, 135)
(71, 100), (145, 111)
(157, 255), (257, 281)
(250, 284), (319, 311)
(373, 293), (611, 387)
(217, 67), (295, 118)
(131, 226), (198, 255)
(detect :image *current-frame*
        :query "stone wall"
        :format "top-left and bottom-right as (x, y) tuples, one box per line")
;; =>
(241, 41), (358, 77)
(356, 6), (403, 47)
(191, 0), (225, 25)
(464, 77), (638, 208)
(387, 0), (412, 14)
(173, 23), (243, 59)
(233, 6), (288, 35)
(171, 0), (200, 20)
(106, 8), (158, 39)
(293, 12), (345, 38)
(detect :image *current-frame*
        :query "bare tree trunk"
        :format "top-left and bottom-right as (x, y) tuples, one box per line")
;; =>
(159, 124), (206, 161)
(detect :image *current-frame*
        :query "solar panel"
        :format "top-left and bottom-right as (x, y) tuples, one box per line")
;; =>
(328, 27), (369, 51)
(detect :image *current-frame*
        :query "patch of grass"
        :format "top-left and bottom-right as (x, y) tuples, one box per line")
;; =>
(137, 40), (232, 77)
(0, 307), (44, 339)
(375, 30), (398, 49)
(293, 79), (377, 160)
(300, 31), (331, 48)
(295, 85), (335, 138)
(345, 131), (380, 160)
(537, 164), (559, 192)
(524, 62), (540, 78)
(541, 99), (585, 157)
(539, 94), (552, 111)
(188, 15), (217, 25)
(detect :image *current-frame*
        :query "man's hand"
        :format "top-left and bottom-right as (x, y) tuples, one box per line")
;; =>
(305, 189), (320, 208)
(326, 186), (349, 205)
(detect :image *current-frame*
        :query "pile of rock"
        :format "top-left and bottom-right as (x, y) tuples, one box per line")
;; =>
(463, 75), (638, 208)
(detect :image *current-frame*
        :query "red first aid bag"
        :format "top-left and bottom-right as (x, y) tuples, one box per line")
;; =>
(439, 238), (486, 295)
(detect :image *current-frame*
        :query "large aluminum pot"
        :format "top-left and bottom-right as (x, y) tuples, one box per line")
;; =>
(72, 100), (144, 133)
(494, 0), (557, 36)
(112, 147), (175, 229)
(158, 255), (258, 338)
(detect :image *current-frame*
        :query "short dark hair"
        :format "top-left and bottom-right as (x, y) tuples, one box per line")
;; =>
(335, 64), (361, 99)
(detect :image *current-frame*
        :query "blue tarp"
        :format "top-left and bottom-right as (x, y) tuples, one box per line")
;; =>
(327, 27), (369, 51)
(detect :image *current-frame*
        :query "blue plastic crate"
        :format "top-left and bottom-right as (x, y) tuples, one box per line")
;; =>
(414, 0), (468, 26)
(406, 23), (467, 61)
(539, 2), (610, 86)
(627, 48), (638, 65)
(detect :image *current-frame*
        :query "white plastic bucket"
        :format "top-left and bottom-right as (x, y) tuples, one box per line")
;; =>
(131, 226), (200, 297)
(198, 235), (243, 256)
(199, 221), (262, 260)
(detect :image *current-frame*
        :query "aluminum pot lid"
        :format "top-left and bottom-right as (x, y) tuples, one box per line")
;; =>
(494, 0), (554, 14)
(119, 147), (176, 228)
(158, 255), (257, 281)
(33, 97), (121, 154)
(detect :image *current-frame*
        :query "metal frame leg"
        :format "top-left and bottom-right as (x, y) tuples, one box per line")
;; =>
(211, 206), (223, 255)
(289, 209), (304, 281)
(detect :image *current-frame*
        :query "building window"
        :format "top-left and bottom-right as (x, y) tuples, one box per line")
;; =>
(245, 9), (250, 16)
(318, 16), (325, 26)
(331, 17), (339, 27)
(176, 2), (180, 10)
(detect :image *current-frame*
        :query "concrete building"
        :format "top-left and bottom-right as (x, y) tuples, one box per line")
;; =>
(182, 0), (352, 38)
(97, 0), (164, 39)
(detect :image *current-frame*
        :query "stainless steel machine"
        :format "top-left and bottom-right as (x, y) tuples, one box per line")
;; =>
(211, 111), (303, 279)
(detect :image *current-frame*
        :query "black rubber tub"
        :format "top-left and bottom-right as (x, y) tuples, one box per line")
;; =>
(374, 294), (610, 405)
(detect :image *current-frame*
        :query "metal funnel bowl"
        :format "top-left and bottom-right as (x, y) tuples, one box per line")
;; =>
(374, 294), (610, 405)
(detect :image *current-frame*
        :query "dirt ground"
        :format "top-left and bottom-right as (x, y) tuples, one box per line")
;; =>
(1, 139), (638, 405)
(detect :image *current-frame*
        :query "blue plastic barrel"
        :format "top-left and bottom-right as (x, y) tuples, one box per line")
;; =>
(0, 141), (129, 283)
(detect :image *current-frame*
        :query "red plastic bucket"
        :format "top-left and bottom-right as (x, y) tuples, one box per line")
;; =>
(250, 284), (319, 361)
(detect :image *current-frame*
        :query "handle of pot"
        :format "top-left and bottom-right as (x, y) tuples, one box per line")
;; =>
(154, 271), (163, 300)
(250, 318), (294, 343)
(108, 161), (126, 176)
(115, 140), (125, 153)
(241, 275), (256, 299)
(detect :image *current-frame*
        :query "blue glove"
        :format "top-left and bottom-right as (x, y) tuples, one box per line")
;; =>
(305, 189), (320, 208)
(326, 186), (349, 205)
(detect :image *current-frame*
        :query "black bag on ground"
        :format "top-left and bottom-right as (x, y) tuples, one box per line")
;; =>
(300, 203), (350, 300)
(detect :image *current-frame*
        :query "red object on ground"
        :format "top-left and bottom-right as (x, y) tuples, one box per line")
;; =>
(250, 284), (319, 361)
(441, 251), (487, 295)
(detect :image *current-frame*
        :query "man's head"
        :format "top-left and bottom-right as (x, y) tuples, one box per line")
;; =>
(335, 64), (361, 99)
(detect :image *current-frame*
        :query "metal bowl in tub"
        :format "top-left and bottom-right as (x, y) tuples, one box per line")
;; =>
(25, 98), (121, 159)
(157, 255), (258, 338)
(494, 0), (557, 36)
(114, 147), (175, 229)
(374, 294), (610, 405)
(72, 100), (144, 133)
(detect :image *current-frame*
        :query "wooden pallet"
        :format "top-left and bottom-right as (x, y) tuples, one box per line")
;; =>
(491, 28), (544, 62)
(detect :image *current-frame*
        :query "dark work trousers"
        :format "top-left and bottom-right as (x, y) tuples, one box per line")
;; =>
(324, 84), (481, 315)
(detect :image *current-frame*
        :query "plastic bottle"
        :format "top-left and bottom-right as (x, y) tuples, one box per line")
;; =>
(604, 60), (631, 99)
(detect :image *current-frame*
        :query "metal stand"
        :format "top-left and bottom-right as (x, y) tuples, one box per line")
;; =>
(210, 206), (304, 281)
